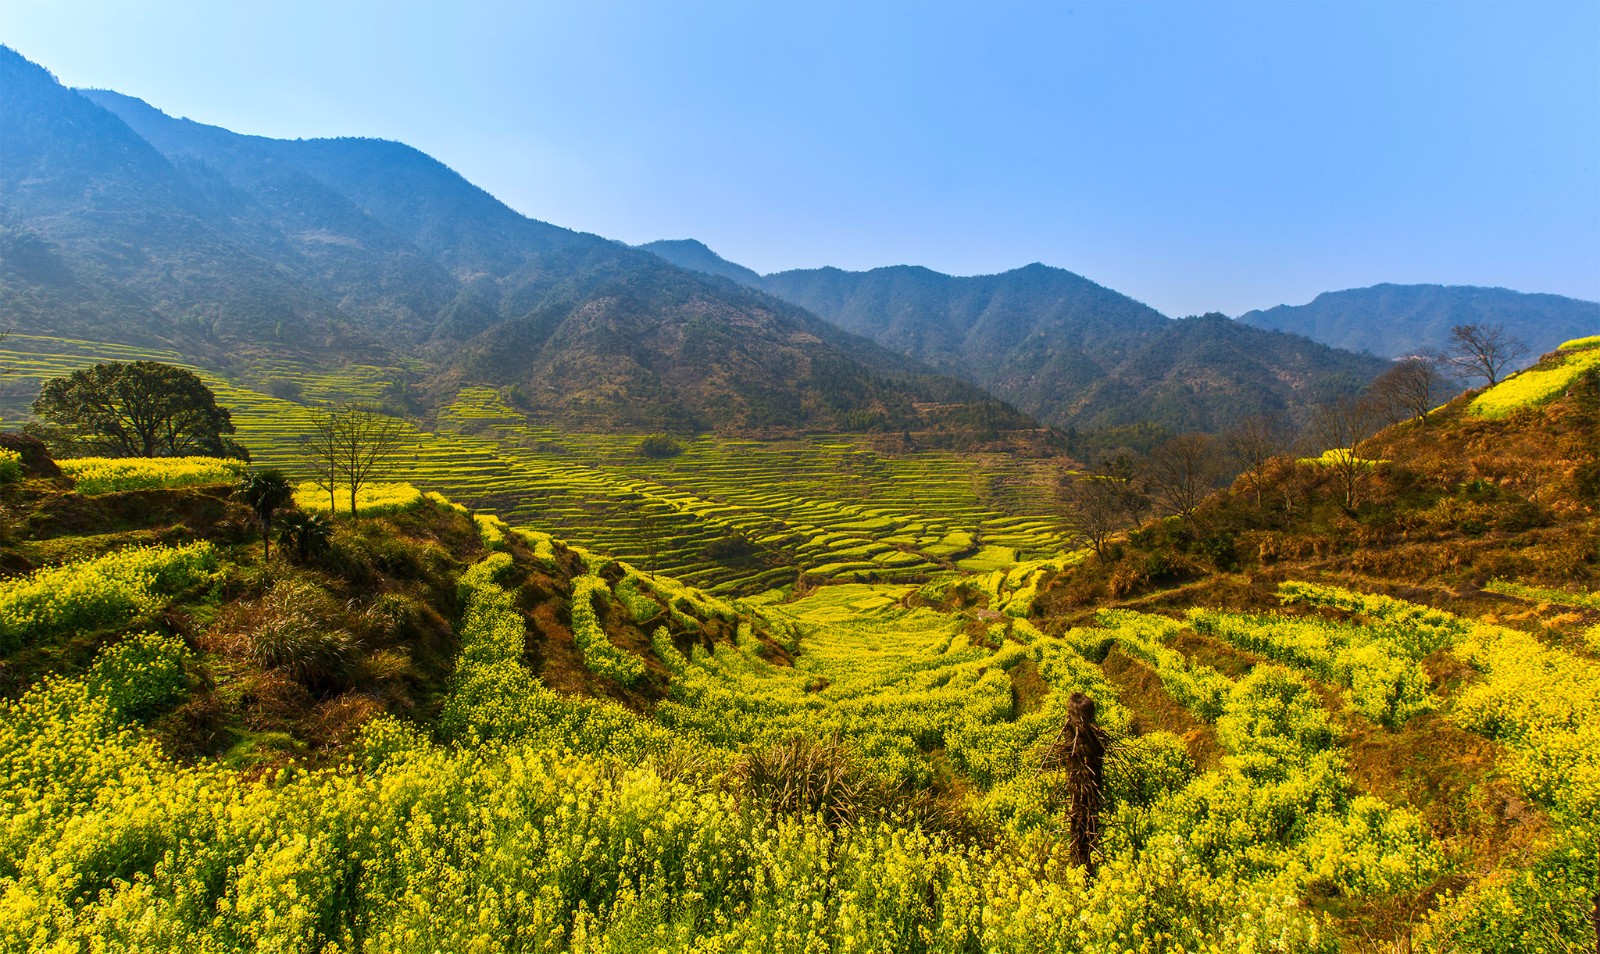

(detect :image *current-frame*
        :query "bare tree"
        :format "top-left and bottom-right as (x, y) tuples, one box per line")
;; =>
(1448, 323), (1528, 387)
(1307, 396), (1383, 511)
(299, 409), (341, 515)
(1368, 356), (1447, 426)
(1261, 454), (1319, 521)
(1057, 474), (1126, 559)
(1145, 433), (1225, 524)
(1223, 414), (1289, 508)
(304, 404), (408, 518)
(1097, 449), (1152, 526)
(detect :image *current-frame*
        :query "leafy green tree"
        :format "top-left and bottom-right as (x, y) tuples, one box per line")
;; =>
(237, 469), (293, 560)
(30, 361), (244, 459)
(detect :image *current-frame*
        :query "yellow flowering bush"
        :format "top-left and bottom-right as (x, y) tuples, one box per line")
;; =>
(512, 527), (559, 568)
(293, 480), (423, 515)
(1188, 609), (1436, 726)
(85, 630), (190, 720)
(473, 512), (509, 550)
(571, 574), (647, 685)
(0, 447), (22, 483)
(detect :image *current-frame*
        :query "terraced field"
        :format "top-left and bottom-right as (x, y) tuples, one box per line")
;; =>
(1, 345), (1596, 946)
(0, 337), (1075, 592)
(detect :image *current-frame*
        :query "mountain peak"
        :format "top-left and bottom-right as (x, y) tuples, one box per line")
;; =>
(637, 238), (763, 286)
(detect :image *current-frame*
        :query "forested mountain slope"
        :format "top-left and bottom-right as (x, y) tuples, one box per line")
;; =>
(1, 47), (1027, 436)
(641, 242), (1390, 433)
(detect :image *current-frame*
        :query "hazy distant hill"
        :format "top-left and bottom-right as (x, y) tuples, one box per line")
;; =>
(0, 46), (1030, 435)
(1236, 284), (1599, 359)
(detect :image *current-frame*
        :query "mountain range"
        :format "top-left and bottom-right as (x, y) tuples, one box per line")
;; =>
(641, 241), (1391, 432)
(1, 47), (1023, 436)
(4, 45), (1591, 441)
(641, 240), (1595, 432)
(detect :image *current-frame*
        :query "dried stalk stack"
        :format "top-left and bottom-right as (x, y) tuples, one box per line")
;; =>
(1045, 691), (1108, 876)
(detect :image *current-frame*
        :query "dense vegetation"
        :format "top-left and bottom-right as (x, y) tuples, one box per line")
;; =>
(0, 332), (1594, 952)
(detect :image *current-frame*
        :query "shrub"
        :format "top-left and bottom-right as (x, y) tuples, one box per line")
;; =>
(0, 448), (22, 483)
(638, 433), (685, 458)
(230, 579), (355, 691)
(733, 734), (871, 828)
(264, 378), (304, 402)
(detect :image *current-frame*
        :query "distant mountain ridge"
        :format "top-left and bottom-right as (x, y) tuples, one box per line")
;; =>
(1236, 284), (1598, 359)
(641, 240), (1389, 433)
(0, 46), (1030, 436)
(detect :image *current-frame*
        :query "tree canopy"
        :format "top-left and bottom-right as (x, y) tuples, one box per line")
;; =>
(30, 361), (245, 459)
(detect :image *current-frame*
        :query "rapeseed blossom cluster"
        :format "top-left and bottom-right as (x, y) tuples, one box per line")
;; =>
(58, 455), (246, 494)
(0, 542), (217, 651)
(0, 498), (1593, 950)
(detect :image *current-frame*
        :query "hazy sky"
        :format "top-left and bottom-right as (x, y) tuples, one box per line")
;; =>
(7, 1), (1598, 316)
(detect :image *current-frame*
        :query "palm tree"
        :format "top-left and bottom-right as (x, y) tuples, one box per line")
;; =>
(277, 511), (333, 564)
(237, 469), (294, 560)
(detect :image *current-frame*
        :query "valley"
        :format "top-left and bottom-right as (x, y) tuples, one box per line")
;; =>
(0, 35), (1596, 954)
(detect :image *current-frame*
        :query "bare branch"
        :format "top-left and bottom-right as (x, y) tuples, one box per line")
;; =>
(1447, 323), (1528, 387)
(1145, 433), (1226, 524)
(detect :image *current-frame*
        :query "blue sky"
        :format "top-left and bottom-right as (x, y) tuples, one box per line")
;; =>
(7, 1), (1597, 316)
